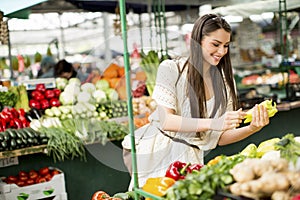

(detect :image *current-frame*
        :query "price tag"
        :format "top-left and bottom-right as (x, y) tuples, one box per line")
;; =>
(0, 157), (19, 168)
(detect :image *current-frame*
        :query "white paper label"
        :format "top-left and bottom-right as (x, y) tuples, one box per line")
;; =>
(0, 157), (19, 168)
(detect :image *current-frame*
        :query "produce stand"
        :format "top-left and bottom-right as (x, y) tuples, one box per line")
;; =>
(0, 144), (47, 159)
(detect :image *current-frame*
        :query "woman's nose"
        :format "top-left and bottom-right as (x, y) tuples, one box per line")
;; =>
(218, 46), (227, 55)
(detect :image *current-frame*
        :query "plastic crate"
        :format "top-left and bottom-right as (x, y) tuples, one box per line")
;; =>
(0, 167), (67, 200)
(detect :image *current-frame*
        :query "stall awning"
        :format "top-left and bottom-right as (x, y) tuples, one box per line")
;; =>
(212, 0), (300, 17)
(0, 0), (47, 19)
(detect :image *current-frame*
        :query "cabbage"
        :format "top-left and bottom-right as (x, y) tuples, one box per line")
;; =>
(64, 84), (81, 96)
(93, 90), (107, 103)
(105, 88), (119, 101)
(55, 77), (68, 90)
(77, 91), (92, 103)
(81, 83), (96, 93)
(59, 91), (76, 105)
(68, 77), (81, 86)
(95, 79), (110, 90)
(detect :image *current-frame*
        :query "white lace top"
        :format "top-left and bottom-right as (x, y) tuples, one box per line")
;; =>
(151, 57), (234, 150)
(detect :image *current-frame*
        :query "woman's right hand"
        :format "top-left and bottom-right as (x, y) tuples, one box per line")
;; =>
(210, 109), (246, 131)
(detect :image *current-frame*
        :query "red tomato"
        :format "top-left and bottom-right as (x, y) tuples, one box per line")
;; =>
(18, 171), (28, 177)
(49, 98), (61, 107)
(29, 99), (41, 109)
(40, 99), (50, 110)
(29, 170), (38, 180)
(52, 88), (61, 98)
(51, 169), (60, 176)
(92, 191), (110, 200)
(44, 173), (53, 181)
(31, 90), (44, 101)
(16, 180), (26, 187)
(44, 90), (55, 99)
(36, 83), (46, 93)
(19, 176), (28, 182)
(26, 179), (35, 186)
(7, 175), (18, 183)
(39, 167), (49, 176)
(36, 177), (47, 183)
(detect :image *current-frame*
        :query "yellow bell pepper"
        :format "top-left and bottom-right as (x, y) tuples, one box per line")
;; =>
(244, 99), (278, 123)
(207, 155), (222, 166)
(256, 137), (280, 157)
(142, 177), (175, 200)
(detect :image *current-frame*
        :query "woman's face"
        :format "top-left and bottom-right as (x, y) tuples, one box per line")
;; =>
(201, 28), (230, 67)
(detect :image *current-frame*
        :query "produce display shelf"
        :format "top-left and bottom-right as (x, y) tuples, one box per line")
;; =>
(0, 144), (47, 159)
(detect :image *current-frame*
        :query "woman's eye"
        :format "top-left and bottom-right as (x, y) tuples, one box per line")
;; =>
(224, 44), (230, 48)
(213, 43), (219, 47)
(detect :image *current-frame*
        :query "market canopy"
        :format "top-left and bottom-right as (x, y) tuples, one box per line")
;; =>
(1, 0), (47, 19)
(212, 0), (300, 17)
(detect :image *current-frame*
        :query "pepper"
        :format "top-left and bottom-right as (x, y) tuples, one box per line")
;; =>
(244, 99), (278, 123)
(165, 161), (189, 180)
(165, 161), (203, 180)
(142, 177), (175, 199)
(187, 163), (203, 173)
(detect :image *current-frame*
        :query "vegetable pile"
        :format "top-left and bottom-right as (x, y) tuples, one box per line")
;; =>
(2, 166), (61, 187)
(28, 83), (61, 110)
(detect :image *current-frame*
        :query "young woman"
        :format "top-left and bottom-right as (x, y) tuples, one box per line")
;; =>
(122, 13), (270, 188)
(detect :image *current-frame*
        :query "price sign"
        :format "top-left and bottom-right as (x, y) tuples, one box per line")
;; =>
(0, 157), (19, 168)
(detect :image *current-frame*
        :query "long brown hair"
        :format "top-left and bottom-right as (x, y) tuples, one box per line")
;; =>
(181, 14), (238, 119)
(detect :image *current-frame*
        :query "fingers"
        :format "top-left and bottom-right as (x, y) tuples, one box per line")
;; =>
(251, 104), (269, 127)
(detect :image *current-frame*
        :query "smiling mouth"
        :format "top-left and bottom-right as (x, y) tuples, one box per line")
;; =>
(213, 55), (221, 61)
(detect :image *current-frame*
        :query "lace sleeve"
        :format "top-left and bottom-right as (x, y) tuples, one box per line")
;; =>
(152, 59), (179, 111)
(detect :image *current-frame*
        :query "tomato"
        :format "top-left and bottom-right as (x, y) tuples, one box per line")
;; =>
(35, 83), (46, 93)
(29, 99), (41, 109)
(29, 170), (38, 180)
(40, 99), (50, 110)
(44, 173), (53, 181)
(18, 170), (28, 177)
(52, 88), (61, 98)
(26, 179), (35, 186)
(7, 175), (18, 183)
(51, 169), (60, 176)
(31, 90), (44, 101)
(16, 180), (26, 187)
(91, 191), (110, 200)
(39, 167), (49, 176)
(36, 177), (47, 183)
(44, 90), (55, 99)
(19, 176), (28, 182)
(49, 98), (61, 107)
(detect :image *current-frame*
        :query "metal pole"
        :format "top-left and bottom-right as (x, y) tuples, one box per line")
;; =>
(118, 1), (139, 199)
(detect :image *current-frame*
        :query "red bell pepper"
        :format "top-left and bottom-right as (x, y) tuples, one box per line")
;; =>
(187, 163), (203, 173)
(165, 161), (203, 181)
(165, 161), (190, 180)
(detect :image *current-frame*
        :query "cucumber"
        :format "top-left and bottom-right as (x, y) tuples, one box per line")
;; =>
(0, 133), (4, 141)
(17, 129), (27, 140)
(6, 129), (17, 139)
(2, 131), (10, 141)
(22, 128), (35, 138)
(1, 140), (8, 150)
(10, 138), (17, 150)
(15, 129), (24, 139)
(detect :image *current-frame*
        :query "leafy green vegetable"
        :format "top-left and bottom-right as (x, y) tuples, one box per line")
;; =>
(274, 133), (300, 166)
(164, 155), (245, 200)
(0, 91), (17, 108)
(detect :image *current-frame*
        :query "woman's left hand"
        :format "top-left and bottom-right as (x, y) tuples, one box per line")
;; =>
(248, 104), (269, 132)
